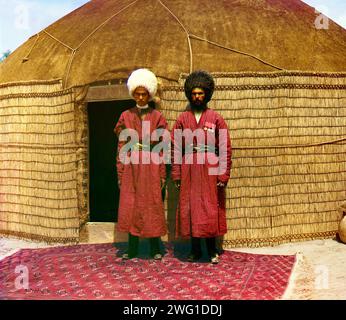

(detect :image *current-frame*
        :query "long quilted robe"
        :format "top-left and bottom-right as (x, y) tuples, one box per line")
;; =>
(114, 107), (168, 238)
(171, 108), (232, 238)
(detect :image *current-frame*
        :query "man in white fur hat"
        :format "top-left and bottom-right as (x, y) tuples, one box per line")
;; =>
(114, 68), (168, 260)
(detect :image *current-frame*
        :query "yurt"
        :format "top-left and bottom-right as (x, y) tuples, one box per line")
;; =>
(0, 0), (345, 246)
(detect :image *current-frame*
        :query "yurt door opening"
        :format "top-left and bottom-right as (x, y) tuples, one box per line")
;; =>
(87, 100), (133, 222)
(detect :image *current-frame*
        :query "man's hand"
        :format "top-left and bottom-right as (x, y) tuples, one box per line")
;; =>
(174, 180), (181, 189)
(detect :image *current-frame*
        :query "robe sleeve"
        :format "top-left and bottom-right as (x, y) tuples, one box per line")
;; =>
(171, 117), (183, 181)
(217, 115), (232, 185)
(114, 112), (126, 182)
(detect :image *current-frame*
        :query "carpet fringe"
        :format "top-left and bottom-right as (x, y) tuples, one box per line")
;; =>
(281, 252), (315, 300)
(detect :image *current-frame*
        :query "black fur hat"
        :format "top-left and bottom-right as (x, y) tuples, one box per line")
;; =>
(184, 70), (215, 104)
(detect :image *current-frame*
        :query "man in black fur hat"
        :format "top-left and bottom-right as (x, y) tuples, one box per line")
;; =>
(171, 70), (232, 264)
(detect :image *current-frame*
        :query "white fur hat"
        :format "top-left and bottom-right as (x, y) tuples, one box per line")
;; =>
(127, 68), (158, 99)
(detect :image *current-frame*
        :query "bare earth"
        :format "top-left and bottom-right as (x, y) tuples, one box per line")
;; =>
(1, 222), (345, 300)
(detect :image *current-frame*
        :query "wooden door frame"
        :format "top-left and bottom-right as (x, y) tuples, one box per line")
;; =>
(84, 83), (132, 223)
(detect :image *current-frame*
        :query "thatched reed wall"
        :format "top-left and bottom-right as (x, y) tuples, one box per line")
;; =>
(0, 80), (86, 243)
(1, 71), (345, 247)
(161, 71), (346, 248)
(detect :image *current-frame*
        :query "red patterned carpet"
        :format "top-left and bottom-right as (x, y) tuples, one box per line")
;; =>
(0, 243), (296, 300)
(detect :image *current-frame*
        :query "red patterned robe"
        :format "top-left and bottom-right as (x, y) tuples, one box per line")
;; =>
(171, 108), (232, 238)
(114, 107), (167, 238)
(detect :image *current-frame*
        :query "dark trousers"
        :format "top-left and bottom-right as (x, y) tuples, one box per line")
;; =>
(128, 233), (161, 257)
(191, 236), (218, 257)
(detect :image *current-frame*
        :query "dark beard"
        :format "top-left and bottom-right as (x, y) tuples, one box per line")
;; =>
(190, 100), (207, 111)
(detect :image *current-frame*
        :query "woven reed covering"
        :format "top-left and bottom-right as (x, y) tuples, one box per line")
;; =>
(0, 0), (345, 88)
(0, 80), (84, 243)
(161, 72), (346, 247)
(0, 72), (345, 246)
(0, 0), (345, 246)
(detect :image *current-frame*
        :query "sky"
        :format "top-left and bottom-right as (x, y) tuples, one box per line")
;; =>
(0, 0), (346, 55)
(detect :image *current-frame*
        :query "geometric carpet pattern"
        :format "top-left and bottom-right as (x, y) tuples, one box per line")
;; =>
(0, 243), (296, 300)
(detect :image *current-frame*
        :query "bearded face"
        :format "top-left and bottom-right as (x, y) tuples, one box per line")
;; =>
(190, 87), (207, 111)
(184, 71), (215, 109)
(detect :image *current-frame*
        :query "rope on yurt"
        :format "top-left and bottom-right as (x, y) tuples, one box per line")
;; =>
(157, 1), (284, 72)
(189, 34), (285, 71)
(20, 0), (320, 86)
(25, 1), (139, 88)
(22, 33), (41, 62)
(43, 30), (74, 51)
(64, 50), (77, 89)
(75, 0), (139, 51)
(233, 137), (346, 150)
(64, 0), (140, 88)
(158, 0), (193, 73)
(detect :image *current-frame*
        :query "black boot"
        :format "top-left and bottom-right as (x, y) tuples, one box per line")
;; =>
(206, 237), (219, 264)
(150, 237), (162, 260)
(187, 237), (202, 262)
(122, 233), (139, 259)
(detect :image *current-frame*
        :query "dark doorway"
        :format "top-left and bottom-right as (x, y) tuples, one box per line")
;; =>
(88, 100), (134, 222)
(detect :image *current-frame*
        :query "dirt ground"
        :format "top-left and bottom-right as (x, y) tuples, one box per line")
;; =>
(1, 222), (345, 300)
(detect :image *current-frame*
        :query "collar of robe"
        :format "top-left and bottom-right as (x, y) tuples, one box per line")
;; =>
(136, 104), (149, 110)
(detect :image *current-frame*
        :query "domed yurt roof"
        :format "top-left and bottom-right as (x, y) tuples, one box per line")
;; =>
(1, 0), (346, 87)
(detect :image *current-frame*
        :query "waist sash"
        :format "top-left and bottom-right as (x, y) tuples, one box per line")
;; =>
(184, 144), (218, 155)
